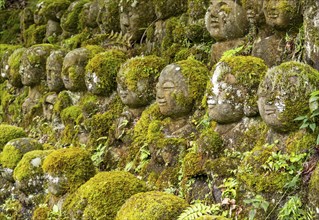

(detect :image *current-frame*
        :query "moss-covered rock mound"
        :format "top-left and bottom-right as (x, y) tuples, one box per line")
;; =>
(116, 191), (188, 220)
(63, 171), (148, 219)
(0, 124), (27, 151)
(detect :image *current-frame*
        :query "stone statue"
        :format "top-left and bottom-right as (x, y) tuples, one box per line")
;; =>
(119, 0), (156, 42)
(205, 0), (249, 63)
(96, 0), (121, 33)
(251, 0), (303, 67)
(129, 58), (209, 191)
(104, 55), (165, 170)
(61, 48), (90, 92)
(20, 44), (54, 87)
(46, 50), (66, 92)
(258, 61), (319, 134)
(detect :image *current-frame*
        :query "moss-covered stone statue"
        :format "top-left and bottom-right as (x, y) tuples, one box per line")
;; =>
(0, 138), (43, 182)
(42, 147), (96, 210)
(251, 0), (303, 67)
(61, 47), (91, 92)
(236, 62), (319, 219)
(205, 0), (249, 63)
(102, 55), (165, 170)
(63, 171), (148, 219)
(183, 56), (267, 204)
(116, 191), (188, 220)
(7, 47), (27, 88)
(46, 49), (67, 92)
(85, 49), (127, 96)
(128, 57), (209, 191)
(207, 56), (268, 150)
(119, 0), (156, 42)
(13, 150), (53, 217)
(96, 0), (121, 33)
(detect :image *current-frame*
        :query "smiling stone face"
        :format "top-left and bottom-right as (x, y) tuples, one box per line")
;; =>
(263, 0), (301, 30)
(61, 48), (90, 92)
(156, 64), (191, 118)
(258, 62), (319, 133)
(243, 0), (265, 24)
(205, 0), (249, 41)
(46, 50), (66, 92)
(207, 56), (267, 124)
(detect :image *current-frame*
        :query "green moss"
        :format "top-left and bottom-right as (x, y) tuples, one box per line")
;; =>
(197, 124), (224, 157)
(236, 143), (303, 194)
(285, 130), (316, 154)
(116, 191), (187, 220)
(175, 57), (210, 105)
(153, 0), (187, 19)
(13, 150), (53, 182)
(205, 157), (238, 179)
(53, 91), (73, 113)
(0, 44), (21, 72)
(32, 206), (50, 220)
(87, 95), (124, 146)
(0, 138), (43, 169)
(187, 0), (210, 20)
(0, 124), (26, 151)
(42, 147), (96, 193)
(308, 162), (319, 208)
(183, 152), (205, 177)
(63, 171), (148, 219)
(85, 49), (127, 95)
(61, 31), (91, 50)
(118, 55), (166, 91)
(61, 105), (82, 124)
(23, 24), (46, 47)
(37, 0), (71, 22)
(0, 10), (21, 44)
(61, 0), (89, 33)
(96, 0), (120, 33)
(7, 47), (26, 87)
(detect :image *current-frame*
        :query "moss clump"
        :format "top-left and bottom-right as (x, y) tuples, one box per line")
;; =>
(36, 0), (71, 22)
(285, 130), (316, 154)
(87, 95), (124, 146)
(63, 171), (148, 219)
(0, 138), (43, 169)
(153, 0), (187, 19)
(0, 44), (22, 78)
(85, 49), (127, 96)
(0, 10), (21, 44)
(175, 57), (210, 105)
(61, 105), (82, 124)
(23, 24), (46, 47)
(96, 0), (120, 33)
(174, 46), (210, 63)
(0, 124), (26, 151)
(53, 91), (73, 113)
(118, 55), (166, 92)
(61, 31), (91, 50)
(197, 124), (224, 158)
(42, 147), (96, 194)
(308, 162), (319, 208)
(13, 150), (53, 194)
(32, 206), (50, 220)
(7, 47), (26, 87)
(116, 191), (188, 220)
(60, 0), (89, 34)
(187, 0), (210, 20)
(196, 215), (230, 220)
(183, 151), (206, 177)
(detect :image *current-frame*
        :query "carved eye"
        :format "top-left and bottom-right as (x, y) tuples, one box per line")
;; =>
(163, 81), (175, 90)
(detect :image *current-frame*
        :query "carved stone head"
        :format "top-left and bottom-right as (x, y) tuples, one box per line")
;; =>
(205, 0), (249, 41)
(207, 56), (267, 123)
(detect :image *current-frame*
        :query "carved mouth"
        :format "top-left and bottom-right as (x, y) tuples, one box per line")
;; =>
(247, 10), (255, 19)
(264, 107), (276, 115)
(157, 99), (166, 106)
(268, 13), (278, 19)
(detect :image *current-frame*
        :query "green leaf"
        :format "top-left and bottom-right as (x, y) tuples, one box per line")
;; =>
(316, 135), (319, 145)
(294, 116), (307, 121)
(310, 90), (319, 97)
(249, 209), (257, 220)
(310, 123), (316, 132)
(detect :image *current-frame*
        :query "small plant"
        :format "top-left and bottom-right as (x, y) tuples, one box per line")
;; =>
(0, 0), (5, 9)
(177, 202), (222, 220)
(261, 151), (307, 175)
(219, 177), (237, 199)
(278, 196), (314, 220)
(244, 195), (269, 220)
(295, 90), (319, 145)
(91, 136), (108, 167)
